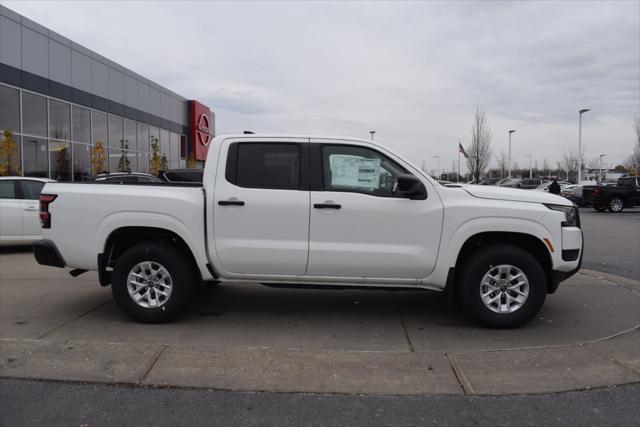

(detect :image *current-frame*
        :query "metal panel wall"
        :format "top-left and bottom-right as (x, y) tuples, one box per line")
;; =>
(1, 5), (193, 128)
(0, 15), (21, 68)
(21, 26), (48, 77)
(49, 39), (71, 85)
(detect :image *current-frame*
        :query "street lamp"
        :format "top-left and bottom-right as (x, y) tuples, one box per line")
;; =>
(432, 155), (440, 179)
(599, 154), (606, 182)
(508, 130), (516, 179)
(577, 109), (590, 183)
(525, 154), (532, 179)
(369, 130), (375, 141)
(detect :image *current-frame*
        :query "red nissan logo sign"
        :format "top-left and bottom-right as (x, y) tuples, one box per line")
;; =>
(196, 113), (210, 146)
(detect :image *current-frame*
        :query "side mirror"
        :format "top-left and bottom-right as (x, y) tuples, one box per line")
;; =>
(397, 174), (427, 199)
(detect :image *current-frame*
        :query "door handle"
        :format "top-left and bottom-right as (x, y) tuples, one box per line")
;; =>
(314, 203), (341, 209)
(218, 200), (245, 206)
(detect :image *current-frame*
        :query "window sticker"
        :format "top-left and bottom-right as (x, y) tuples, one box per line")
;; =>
(329, 155), (381, 190)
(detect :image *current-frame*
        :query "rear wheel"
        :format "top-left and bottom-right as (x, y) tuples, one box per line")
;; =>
(111, 242), (196, 323)
(457, 244), (547, 328)
(607, 196), (624, 213)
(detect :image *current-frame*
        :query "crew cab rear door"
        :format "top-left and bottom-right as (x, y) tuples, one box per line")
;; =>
(213, 138), (310, 275)
(306, 139), (444, 279)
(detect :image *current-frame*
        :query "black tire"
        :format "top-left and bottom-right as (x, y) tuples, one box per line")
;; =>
(457, 244), (547, 329)
(607, 196), (624, 213)
(111, 242), (196, 323)
(593, 204), (607, 211)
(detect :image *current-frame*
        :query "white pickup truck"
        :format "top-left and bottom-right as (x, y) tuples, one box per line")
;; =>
(34, 135), (583, 328)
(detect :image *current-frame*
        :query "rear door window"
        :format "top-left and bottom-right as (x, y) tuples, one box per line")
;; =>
(0, 180), (16, 199)
(19, 180), (46, 200)
(227, 143), (301, 190)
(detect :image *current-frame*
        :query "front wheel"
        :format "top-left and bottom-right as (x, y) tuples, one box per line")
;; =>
(607, 197), (624, 213)
(111, 242), (196, 323)
(457, 244), (547, 328)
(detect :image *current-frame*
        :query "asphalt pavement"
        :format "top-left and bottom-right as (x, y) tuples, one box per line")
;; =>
(1, 378), (639, 427)
(580, 208), (640, 280)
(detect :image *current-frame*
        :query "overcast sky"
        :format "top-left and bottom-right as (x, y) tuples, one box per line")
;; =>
(6, 1), (639, 173)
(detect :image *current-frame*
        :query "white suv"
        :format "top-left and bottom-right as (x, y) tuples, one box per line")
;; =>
(0, 176), (56, 245)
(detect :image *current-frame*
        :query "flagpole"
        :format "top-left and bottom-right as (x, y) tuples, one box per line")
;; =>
(457, 140), (461, 182)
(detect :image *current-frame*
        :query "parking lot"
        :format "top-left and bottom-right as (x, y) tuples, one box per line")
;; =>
(580, 208), (640, 280)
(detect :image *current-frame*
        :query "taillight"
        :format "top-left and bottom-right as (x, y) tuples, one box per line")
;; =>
(39, 194), (57, 228)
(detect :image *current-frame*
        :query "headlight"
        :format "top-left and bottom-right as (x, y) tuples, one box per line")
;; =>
(545, 204), (579, 227)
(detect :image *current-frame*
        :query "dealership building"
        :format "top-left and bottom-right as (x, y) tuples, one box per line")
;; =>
(0, 5), (214, 181)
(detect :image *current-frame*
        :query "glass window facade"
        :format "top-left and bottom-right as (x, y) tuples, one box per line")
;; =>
(159, 129), (170, 167)
(72, 105), (91, 143)
(124, 120), (136, 151)
(170, 132), (180, 169)
(49, 99), (71, 140)
(92, 111), (108, 146)
(22, 136), (48, 177)
(137, 124), (149, 154)
(72, 142), (92, 181)
(0, 83), (186, 181)
(0, 85), (20, 132)
(108, 116), (123, 148)
(22, 92), (47, 137)
(50, 140), (71, 181)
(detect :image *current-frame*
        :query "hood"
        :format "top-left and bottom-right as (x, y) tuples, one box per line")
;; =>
(461, 185), (573, 205)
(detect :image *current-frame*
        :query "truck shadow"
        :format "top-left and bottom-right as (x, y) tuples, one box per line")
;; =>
(0, 245), (33, 254)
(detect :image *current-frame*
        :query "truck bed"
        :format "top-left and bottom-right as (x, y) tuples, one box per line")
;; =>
(42, 182), (208, 272)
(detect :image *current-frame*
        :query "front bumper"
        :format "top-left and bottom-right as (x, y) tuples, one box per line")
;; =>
(548, 230), (584, 293)
(33, 239), (66, 268)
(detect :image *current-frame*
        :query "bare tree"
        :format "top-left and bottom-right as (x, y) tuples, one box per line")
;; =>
(586, 157), (601, 170)
(561, 150), (580, 182)
(495, 151), (508, 178)
(466, 107), (492, 182)
(625, 114), (640, 172)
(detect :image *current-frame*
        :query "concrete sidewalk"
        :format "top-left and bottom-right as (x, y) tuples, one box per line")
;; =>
(1, 251), (638, 395)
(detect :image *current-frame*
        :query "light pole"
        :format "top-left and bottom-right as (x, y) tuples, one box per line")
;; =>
(369, 130), (375, 141)
(508, 130), (516, 179)
(599, 154), (606, 182)
(577, 109), (590, 183)
(525, 154), (532, 179)
(432, 155), (440, 180)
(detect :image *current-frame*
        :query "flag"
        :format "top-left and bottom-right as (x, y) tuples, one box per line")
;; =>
(459, 142), (469, 159)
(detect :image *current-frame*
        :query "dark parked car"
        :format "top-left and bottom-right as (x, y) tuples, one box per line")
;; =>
(93, 172), (163, 184)
(478, 178), (503, 185)
(584, 176), (640, 212)
(158, 169), (203, 183)
(500, 178), (544, 189)
(561, 185), (585, 207)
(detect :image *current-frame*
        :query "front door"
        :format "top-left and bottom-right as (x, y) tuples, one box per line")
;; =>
(213, 138), (310, 276)
(307, 141), (444, 279)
